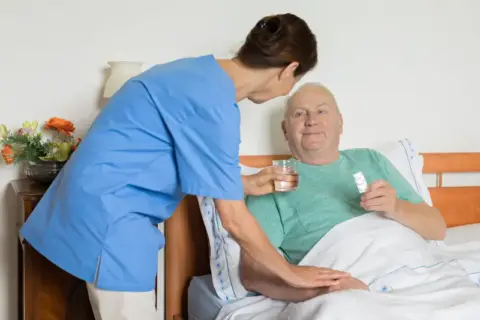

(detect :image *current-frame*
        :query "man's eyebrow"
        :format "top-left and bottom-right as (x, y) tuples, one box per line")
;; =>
(289, 101), (328, 111)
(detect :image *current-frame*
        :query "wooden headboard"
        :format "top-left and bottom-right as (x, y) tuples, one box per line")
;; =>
(164, 152), (480, 320)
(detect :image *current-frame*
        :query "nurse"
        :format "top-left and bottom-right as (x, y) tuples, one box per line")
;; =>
(20, 13), (347, 320)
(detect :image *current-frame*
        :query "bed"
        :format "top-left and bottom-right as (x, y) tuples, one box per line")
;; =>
(164, 152), (480, 320)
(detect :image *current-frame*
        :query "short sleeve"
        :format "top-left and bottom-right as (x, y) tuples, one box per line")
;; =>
(172, 106), (244, 201)
(245, 194), (284, 249)
(373, 151), (424, 204)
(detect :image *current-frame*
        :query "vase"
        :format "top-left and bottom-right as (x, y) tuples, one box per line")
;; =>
(24, 161), (65, 183)
(103, 61), (143, 98)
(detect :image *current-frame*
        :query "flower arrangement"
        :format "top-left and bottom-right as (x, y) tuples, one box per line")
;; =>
(0, 117), (81, 166)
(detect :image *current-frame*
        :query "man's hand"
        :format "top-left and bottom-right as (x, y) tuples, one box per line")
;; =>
(286, 265), (350, 289)
(360, 180), (398, 218)
(328, 276), (369, 292)
(243, 167), (298, 196)
(360, 179), (446, 240)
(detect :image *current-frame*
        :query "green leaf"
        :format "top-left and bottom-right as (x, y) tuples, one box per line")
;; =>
(2, 132), (50, 163)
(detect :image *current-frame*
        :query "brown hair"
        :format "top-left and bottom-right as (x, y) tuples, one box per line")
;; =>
(236, 13), (318, 77)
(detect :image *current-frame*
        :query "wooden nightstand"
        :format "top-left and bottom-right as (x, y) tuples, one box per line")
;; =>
(12, 178), (95, 320)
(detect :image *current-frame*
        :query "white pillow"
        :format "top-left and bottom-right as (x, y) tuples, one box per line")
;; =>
(197, 164), (261, 301)
(375, 138), (432, 206)
(199, 138), (432, 301)
(197, 196), (244, 301)
(444, 224), (480, 246)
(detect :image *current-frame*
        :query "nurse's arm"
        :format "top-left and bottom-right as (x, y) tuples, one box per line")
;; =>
(239, 250), (327, 302)
(214, 199), (293, 279)
(214, 199), (348, 289)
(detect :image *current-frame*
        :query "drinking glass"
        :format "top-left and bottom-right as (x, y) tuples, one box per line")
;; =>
(272, 159), (299, 192)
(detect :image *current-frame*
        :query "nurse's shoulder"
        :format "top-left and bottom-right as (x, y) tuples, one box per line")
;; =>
(137, 55), (231, 100)
(133, 55), (236, 125)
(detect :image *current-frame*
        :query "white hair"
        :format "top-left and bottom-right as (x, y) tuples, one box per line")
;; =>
(284, 82), (339, 118)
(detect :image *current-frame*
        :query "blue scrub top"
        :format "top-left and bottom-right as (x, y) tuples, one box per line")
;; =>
(20, 55), (244, 292)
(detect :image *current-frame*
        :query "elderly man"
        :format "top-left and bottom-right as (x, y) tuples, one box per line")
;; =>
(240, 83), (446, 302)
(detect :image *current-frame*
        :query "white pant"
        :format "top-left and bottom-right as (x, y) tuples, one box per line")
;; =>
(86, 283), (158, 320)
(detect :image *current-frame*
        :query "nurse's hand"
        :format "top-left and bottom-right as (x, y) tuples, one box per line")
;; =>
(328, 276), (369, 292)
(242, 167), (297, 196)
(286, 265), (350, 289)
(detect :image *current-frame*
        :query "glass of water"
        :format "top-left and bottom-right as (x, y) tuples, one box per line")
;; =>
(272, 159), (299, 192)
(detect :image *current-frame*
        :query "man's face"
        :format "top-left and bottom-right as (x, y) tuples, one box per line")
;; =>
(282, 86), (343, 160)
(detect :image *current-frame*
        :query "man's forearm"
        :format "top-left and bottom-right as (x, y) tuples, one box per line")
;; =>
(214, 199), (293, 282)
(394, 200), (446, 240)
(239, 252), (325, 302)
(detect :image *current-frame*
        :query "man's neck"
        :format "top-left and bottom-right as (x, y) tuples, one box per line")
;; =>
(297, 150), (340, 166)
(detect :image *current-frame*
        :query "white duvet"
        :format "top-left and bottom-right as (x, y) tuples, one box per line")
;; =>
(216, 213), (480, 320)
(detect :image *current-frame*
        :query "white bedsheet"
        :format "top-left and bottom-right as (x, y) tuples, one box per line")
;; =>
(216, 213), (480, 320)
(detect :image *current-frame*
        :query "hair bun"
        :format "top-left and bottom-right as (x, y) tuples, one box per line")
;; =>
(249, 16), (288, 56)
(237, 13), (318, 76)
(260, 16), (281, 33)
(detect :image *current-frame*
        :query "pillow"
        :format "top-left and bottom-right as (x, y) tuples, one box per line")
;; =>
(197, 164), (261, 301)
(199, 138), (432, 301)
(443, 224), (480, 246)
(197, 196), (244, 301)
(374, 138), (432, 206)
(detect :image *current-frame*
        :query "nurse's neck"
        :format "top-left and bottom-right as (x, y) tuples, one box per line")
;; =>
(217, 59), (279, 102)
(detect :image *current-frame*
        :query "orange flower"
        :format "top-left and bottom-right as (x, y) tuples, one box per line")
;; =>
(44, 117), (75, 135)
(1, 145), (14, 165)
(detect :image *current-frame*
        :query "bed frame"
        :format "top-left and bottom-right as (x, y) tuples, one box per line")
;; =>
(164, 152), (480, 320)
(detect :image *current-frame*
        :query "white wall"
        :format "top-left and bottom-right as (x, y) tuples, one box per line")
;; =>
(1, 1), (479, 319)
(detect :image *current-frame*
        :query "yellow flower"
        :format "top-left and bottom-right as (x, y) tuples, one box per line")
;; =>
(21, 121), (38, 135)
(0, 125), (7, 139)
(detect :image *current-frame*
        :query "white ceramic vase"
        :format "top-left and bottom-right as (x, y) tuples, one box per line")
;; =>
(103, 61), (143, 98)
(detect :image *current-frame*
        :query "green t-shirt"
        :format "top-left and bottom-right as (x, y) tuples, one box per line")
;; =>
(245, 148), (424, 265)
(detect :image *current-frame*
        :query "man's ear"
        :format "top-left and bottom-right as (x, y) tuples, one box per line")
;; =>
(339, 113), (344, 135)
(281, 120), (288, 140)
